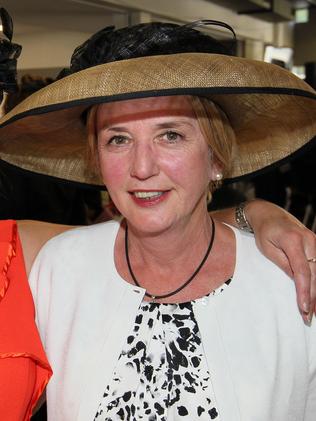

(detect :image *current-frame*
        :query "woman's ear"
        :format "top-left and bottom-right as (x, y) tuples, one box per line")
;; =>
(209, 160), (223, 183)
(208, 160), (224, 195)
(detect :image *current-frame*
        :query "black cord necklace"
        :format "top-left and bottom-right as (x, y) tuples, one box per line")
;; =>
(125, 217), (215, 301)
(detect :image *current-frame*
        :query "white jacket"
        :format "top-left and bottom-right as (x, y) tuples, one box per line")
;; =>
(29, 221), (316, 421)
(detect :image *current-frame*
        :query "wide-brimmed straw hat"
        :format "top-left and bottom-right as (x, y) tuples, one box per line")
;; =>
(0, 20), (315, 187)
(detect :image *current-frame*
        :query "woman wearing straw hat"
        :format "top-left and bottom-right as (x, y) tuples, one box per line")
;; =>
(1, 20), (316, 420)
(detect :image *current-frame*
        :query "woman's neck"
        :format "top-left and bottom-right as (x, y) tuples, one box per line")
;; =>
(126, 211), (213, 270)
(115, 212), (235, 303)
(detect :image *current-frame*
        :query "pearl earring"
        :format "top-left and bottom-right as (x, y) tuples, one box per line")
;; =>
(215, 173), (223, 181)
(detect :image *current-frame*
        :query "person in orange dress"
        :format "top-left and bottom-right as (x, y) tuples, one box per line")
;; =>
(0, 220), (52, 421)
(0, 9), (52, 420)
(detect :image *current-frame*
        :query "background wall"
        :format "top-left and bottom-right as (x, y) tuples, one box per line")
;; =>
(2, 0), (296, 76)
(294, 8), (316, 65)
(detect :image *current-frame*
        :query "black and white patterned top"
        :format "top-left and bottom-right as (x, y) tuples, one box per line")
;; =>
(94, 280), (231, 420)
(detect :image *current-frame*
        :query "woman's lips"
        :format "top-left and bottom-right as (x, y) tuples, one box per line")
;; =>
(129, 190), (169, 206)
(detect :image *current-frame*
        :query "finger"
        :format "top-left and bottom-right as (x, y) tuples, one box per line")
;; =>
(256, 230), (315, 320)
(262, 241), (312, 321)
(303, 233), (316, 317)
(279, 234), (312, 317)
(308, 260), (316, 318)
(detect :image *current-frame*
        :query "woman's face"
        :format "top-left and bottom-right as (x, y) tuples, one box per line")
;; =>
(96, 95), (218, 234)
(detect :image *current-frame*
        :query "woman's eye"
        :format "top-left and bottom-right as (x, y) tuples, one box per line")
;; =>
(162, 131), (182, 143)
(108, 135), (129, 146)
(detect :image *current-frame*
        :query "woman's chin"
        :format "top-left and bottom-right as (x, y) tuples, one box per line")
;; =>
(124, 215), (176, 237)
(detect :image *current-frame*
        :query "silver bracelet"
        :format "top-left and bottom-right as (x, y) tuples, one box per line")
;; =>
(235, 201), (254, 233)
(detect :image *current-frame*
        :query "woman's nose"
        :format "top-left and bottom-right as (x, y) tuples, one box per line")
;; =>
(130, 141), (159, 180)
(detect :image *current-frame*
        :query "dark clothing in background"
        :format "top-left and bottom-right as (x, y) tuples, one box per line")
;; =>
(0, 161), (102, 225)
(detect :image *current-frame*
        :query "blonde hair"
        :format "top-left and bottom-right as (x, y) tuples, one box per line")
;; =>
(190, 96), (236, 191)
(86, 95), (236, 192)
(86, 104), (99, 175)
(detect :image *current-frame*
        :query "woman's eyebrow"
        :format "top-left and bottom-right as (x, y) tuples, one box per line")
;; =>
(154, 120), (195, 129)
(101, 125), (129, 132)
(101, 119), (195, 131)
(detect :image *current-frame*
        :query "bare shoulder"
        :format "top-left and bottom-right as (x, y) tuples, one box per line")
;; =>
(17, 220), (76, 276)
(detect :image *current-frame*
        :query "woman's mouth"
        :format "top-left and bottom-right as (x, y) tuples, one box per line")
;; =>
(133, 191), (163, 199)
(130, 190), (169, 206)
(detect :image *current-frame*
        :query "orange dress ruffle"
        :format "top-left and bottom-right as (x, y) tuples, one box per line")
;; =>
(0, 220), (52, 421)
